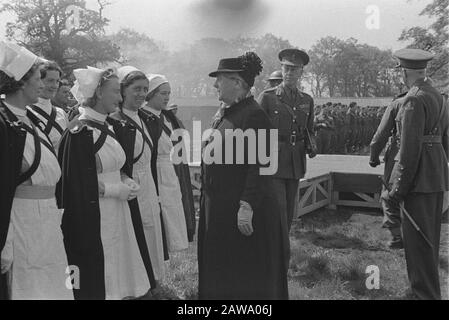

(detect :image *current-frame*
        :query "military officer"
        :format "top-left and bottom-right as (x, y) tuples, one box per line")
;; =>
(257, 48), (316, 238)
(369, 91), (408, 249)
(384, 48), (448, 300)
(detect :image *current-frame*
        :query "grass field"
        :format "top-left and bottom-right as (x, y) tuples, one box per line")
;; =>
(161, 207), (449, 300)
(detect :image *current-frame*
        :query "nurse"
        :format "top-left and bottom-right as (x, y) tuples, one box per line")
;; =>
(141, 74), (189, 253)
(57, 66), (156, 299)
(109, 66), (166, 282)
(0, 41), (73, 300)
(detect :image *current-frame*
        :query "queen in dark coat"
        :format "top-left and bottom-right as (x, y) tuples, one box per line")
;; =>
(198, 52), (288, 300)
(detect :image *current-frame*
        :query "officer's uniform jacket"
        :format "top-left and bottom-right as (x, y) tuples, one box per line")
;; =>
(370, 92), (407, 180)
(389, 78), (449, 197)
(257, 84), (314, 179)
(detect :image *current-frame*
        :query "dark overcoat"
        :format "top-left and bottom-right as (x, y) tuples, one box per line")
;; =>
(198, 96), (288, 300)
(0, 101), (27, 300)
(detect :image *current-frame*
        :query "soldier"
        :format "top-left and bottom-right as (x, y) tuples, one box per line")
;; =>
(266, 70), (283, 89)
(384, 48), (448, 299)
(315, 106), (335, 154)
(369, 91), (408, 249)
(257, 48), (316, 236)
(345, 102), (357, 153)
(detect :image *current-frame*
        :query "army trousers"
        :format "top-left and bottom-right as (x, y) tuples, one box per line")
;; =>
(381, 185), (401, 237)
(272, 178), (300, 233)
(402, 192), (443, 300)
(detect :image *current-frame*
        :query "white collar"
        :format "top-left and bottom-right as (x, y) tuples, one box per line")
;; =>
(144, 105), (161, 117)
(3, 101), (26, 117)
(80, 106), (107, 123)
(122, 107), (138, 118)
(34, 97), (53, 114)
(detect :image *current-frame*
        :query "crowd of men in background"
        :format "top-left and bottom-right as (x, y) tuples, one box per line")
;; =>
(314, 102), (386, 155)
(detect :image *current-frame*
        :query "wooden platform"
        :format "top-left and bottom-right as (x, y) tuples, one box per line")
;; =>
(297, 155), (383, 216)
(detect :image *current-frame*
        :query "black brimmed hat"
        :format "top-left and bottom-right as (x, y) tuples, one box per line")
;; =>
(209, 58), (244, 77)
(209, 52), (263, 87)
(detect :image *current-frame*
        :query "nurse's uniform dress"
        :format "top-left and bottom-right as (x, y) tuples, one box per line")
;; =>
(121, 108), (165, 281)
(144, 106), (188, 252)
(0, 103), (73, 300)
(79, 107), (150, 299)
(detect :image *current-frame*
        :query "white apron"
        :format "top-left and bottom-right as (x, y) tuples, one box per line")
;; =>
(124, 109), (165, 281)
(80, 108), (150, 299)
(157, 126), (188, 252)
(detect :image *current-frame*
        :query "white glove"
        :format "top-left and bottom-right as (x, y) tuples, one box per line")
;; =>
(104, 182), (133, 201)
(237, 201), (254, 236)
(122, 177), (140, 200)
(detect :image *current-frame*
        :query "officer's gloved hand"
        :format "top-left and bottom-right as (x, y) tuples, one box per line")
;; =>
(237, 201), (254, 236)
(381, 189), (401, 208)
(309, 150), (317, 159)
(369, 158), (381, 167)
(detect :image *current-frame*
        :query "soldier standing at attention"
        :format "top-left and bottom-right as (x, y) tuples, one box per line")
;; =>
(369, 91), (408, 249)
(258, 48), (316, 235)
(383, 48), (448, 300)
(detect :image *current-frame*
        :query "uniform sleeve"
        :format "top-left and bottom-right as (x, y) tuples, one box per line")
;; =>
(390, 97), (425, 197)
(256, 92), (268, 113)
(369, 104), (396, 161)
(308, 98), (315, 134)
(442, 97), (449, 160)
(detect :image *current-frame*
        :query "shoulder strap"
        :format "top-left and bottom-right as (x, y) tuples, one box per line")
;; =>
(80, 119), (117, 154)
(30, 105), (64, 135)
(16, 121), (42, 186)
(120, 111), (154, 151)
(159, 113), (173, 137)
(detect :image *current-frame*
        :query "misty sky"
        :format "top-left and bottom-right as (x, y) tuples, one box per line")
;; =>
(0, 0), (433, 51)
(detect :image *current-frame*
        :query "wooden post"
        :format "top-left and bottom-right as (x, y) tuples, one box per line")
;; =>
(327, 172), (337, 210)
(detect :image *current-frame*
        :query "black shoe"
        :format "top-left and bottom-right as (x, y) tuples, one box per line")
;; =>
(388, 237), (403, 249)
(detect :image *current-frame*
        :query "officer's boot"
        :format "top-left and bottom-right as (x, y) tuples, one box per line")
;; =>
(388, 227), (403, 249)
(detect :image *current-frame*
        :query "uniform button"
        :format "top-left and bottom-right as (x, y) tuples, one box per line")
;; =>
(274, 111), (279, 114)
(293, 107), (297, 111)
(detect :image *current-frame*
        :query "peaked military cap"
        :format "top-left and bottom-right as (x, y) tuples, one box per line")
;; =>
(393, 48), (434, 69)
(279, 48), (309, 66)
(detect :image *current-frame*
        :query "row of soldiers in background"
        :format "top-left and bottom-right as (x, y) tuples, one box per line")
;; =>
(265, 70), (387, 155)
(313, 102), (386, 154)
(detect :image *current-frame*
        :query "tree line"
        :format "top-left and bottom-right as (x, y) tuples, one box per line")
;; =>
(1, 0), (447, 98)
